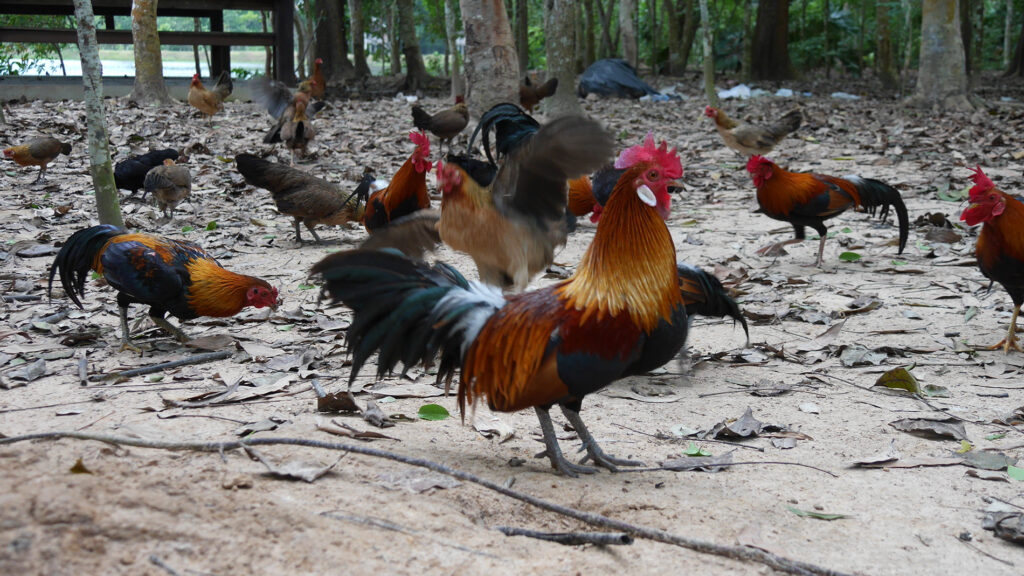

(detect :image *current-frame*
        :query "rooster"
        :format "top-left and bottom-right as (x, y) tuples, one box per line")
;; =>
(520, 76), (559, 113)
(48, 225), (278, 352)
(188, 71), (233, 125)
(411, 96), (469, 153)
(114, 148), (179, 199)
(960, 166), (1024, 353)
(3, 136), (72, 183)
(235, 153), (366, 244)
(705, 107), (801, 157)
(362, 131), (433, 232)
(144, 159), (192, 218)
(311, 138), (729, 476)
(746, 155), (909, 267)
(263, 81), (326, 166)
(310, 57), (326, 99)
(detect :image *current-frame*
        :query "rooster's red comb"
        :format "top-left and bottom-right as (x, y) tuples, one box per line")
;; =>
(968, 165), (995, 200)
(614, 133), (682, 178)
(410, 130), (430, 151)
(746, 155), (773, 173)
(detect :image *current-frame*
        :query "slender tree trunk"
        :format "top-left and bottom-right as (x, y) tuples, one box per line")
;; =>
(386, 3), (401, 75)
(350, 0), (371, 78)
(460, 0), (519, 117)
(129, 0), (171, 105)
(620, 0), (638, 68)
(648, 0), (658, 73)
(192, 17), (201, 76)
(516, 0), (529, 75)
(699, 0), (718, 106)
(295, 9), (307, 79)
(662, 0), (680, 73)
(575, 2), (586, 72)
(543, 0), (582, 116)
(73, 0), (123, 227)
(596, 0), (617, 58)
(680, 0), (699, 69)
(1006, 15), (1024, 74)
(1005, 0), (1014, 69)
(877, 0), (898, 87)
(908, 0), (971, 108)
(261, 11), (272, 76)
(55, 43), (67, 75)
(824, 0), (830, 77)
(903, 0), (914, 70)
(973, 0), (983, 75)
(584, 0), (597, 66)
(751, 0), (792, 80)
(397, 0), (432, 90)
(445, 0), (464, 96)
(742, 0), (753, 78)
(858, 0), (868, 75)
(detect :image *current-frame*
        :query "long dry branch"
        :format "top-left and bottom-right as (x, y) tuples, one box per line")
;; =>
(0, 432), (853, 576)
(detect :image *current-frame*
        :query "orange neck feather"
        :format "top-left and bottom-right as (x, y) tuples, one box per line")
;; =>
(559, 166), (681, 332)
(185, 258), (260, 317)
(980, 193), (1024, 261)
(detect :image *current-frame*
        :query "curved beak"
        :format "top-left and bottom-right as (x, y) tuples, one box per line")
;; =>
(668, 179), (685, 197)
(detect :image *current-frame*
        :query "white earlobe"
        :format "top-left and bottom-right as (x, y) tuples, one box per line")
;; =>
(637, 184), (657, 207)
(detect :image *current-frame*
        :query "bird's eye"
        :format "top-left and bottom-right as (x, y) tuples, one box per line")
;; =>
(647, 170), (658, 180)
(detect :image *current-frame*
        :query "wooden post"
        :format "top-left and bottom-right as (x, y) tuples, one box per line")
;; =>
(209, 10), (230, 77)
(274, 0), (296, 84)
(104, 14), (115, 29)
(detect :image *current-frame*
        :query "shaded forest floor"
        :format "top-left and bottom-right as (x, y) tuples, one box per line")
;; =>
(3, 72), (1024, 575)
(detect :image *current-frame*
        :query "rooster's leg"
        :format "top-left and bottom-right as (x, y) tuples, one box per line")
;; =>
(561, 406), (645, 471)
(117, 307), (142, 354)
(534, 406), (597, 477)
(814, 235), (828, 268)
(987, 305), (1024, 354)
(292, 220), (304, 243)
(152, 316), (190, 343)
(33, 166), (46, 184)
(304, 223), (324, 244)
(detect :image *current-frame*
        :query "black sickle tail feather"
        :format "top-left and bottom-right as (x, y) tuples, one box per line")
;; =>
(311, 249), (502, 387)
(411, 106), (434, 133)
(677, 263), (749, 341)
(468, 103), (540, 164)
(767, 109), (802, 139)
(854, 178), (910, 254)
(48, 224), (125, 309)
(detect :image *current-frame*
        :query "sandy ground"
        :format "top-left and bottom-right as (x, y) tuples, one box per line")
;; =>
(3, 74), (1024, 575)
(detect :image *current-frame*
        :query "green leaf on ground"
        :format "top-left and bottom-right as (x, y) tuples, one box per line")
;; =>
(418, 404), (449, 421)
(206, 221), (218, 231)
(787, 506), (850, 521)
(181, 226), (194, 233)
(838, 252), (861, 262)
(874, 366), (919, 394)
(1008, 465), (1024, 481)
(683, 442), (711, 457)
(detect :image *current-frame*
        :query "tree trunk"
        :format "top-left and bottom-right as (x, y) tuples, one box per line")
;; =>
(584, 0), (597, 66)
(350, 0), (371, 78)
(596, 0), (618, 59)
(1005, 0), (1014, 69)
(397, 0), (431, 90)
(73, 0), (123, 227)
(445, 0), (465, 96)
(620, 0), (638, 68)
(960, 0), (971, 77)
(1006, 15), (1024, 74)
(648, 0), (658, 73)
(192, 16), (201, 76)
(680, 0), (699, 69)
(972, 0), (983, 77)
(902, 0), (914, 70)
(543, 0), (582, 117)
(516, 0), (529, 75)
(858, 0), (868, 75)
(877, 0), (898, 88)
(316, 0), (354, 82)
(699, 0), (718, 106)
(908, 0), (971, 108)
(824, 0), (830, 77)
(460, 0), (519, 117)
(663, 0), (681, 73)
(295, 9), (307, 80)
(575, 2), (586, 72)
(751, 0), (792, 80)
(261, 11), (272, 76)
(129, 0), (171, 105)
(386, 3), (401, 75)
(742, 0), (753, 78)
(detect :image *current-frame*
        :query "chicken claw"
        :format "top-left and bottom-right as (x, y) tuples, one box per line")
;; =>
(534, 407), (598, 477)
(562, 407), (644, 472)
(987, 306), (1022, 354)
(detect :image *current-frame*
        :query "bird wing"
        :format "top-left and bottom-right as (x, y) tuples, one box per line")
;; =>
(98, 240), (188, 304)
(360, 209), (441, 260)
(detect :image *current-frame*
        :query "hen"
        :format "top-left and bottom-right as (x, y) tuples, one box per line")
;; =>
(235, 153), (366, 244)
(188, 71), (233, 125)
(746, 155), (909, 267)
(3, 136), (72, 183)
(114, 148), (179, 199)
(411, 96), (470, 153)
(960, 166), (1024, 353)
(519, 76), (559, 113)
(310, 57), (326, 99)
(49, 225), (278, 352)
(312, 139), (748, 476)
(263, 81), (326, 165)
(705, 107), (801, 157)
(144, 159), (192, 218)
(362, 131), (433, 232)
